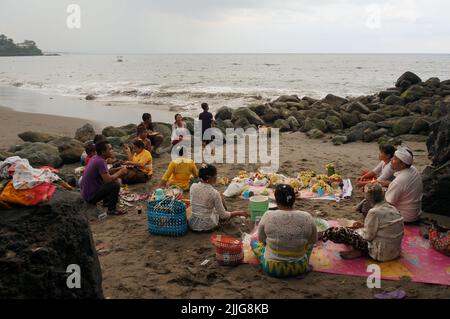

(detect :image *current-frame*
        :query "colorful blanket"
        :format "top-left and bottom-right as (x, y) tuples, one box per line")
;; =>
(243, 221), (450, 286)
(311, 223), (450, 286)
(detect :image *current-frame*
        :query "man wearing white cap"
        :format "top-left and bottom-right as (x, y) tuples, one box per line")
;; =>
(385, 146), (423, 223)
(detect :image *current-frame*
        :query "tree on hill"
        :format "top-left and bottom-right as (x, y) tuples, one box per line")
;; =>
(0, 34), (43, 56)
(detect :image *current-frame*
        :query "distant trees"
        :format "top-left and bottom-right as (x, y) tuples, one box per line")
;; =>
(0, 34), (43, 56)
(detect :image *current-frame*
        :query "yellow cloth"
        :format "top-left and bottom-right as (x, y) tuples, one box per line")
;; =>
(132, 149), (153, 176)
(162, 158), (198, 190)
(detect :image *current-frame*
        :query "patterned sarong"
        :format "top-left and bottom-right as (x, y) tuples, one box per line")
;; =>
(251, 240), (313, 277)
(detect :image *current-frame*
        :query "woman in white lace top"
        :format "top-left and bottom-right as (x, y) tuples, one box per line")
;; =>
(189, 164), (247, 232)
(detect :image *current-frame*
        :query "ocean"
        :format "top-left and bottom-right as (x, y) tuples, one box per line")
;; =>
(1, 54), (450, 125)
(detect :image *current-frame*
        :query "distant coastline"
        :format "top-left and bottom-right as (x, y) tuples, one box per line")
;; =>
(0, 34), (43, 57)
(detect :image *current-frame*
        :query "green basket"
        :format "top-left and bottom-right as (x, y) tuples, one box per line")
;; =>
(249, 195), (269, 222)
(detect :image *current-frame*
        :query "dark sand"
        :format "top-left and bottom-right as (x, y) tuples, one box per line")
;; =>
(1, 107), (448, 299)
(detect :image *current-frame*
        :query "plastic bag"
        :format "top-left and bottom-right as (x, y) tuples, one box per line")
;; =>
(223, 181), (246, 198)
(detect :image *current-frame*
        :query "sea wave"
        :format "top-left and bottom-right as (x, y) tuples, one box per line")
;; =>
(1, 78), (294, 103)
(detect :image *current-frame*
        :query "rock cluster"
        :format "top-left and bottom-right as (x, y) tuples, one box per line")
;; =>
(213, 72), (450, 146)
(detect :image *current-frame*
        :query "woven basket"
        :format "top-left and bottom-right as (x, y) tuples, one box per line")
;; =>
(211, 235), (243, 266)
(147, 198), (187, 237)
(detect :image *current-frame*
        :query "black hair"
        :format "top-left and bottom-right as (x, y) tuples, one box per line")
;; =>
(174, 113), (182, 123)
(201, 103), (209, 111)
(93, 134), (106, 145)
(136, 125), (147, 135)
(274, 184), (296, 208)
(85, 144), (96, 156)
(199, 164), (217, 181)
(133, 139), (145, 149)
(142, 113), (151, 121)
(379, 144), (396, 158)
(95, 141), (110, 156)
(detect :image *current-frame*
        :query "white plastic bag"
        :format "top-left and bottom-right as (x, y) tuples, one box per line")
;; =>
(223, 181), (246, 198)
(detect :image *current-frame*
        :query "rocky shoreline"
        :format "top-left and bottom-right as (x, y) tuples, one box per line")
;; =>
(213, 71), (450, 145)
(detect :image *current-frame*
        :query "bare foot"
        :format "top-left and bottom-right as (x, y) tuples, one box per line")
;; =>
(339, 250), (362, 260)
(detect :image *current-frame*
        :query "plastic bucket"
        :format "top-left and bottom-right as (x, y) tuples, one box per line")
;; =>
(249, 195), (269, 222)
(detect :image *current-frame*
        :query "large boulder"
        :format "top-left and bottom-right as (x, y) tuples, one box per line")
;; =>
(340, 111), (360, 128)
(272, 119), (291, 132)
(301, 118), (327, 133)
(345, 101), (370, 114)
(102, 126), (127, 137)
(401, 84), (427, 103)
(332, 135), (348, 146)
(215, 106), (233, 121)
(184, 117), (195, 135)
(367, 113), (385, 123)
(410, 118), (430, 134)
(325, 115), (343, 131)
(346, 121), (377, 142)
(395, 71), (422, 91)
(118, 124), (138, 136)
(422, 115), (450, 216)
(0, 190), (104, 298)
(233, 117), (250, 129)
(379, 89), (401, 99)
(385, 94), (405, 106)
(392, 118), (414, 136)
(322, 94), (348, 107)
(74, 124), (96, 143)
(286, 116), (301, 131)
(250, 104), (282, 123)
(274, 95), (301, 104)
(15, 142), (63, 168)
(307, 129), (325, 139)
(231, 107), (264, 126)
(50, 137), (85, 164)
(18, 132), (60, 143)
(152, 122), (173, 149)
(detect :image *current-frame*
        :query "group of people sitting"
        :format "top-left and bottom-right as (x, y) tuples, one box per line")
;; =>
(80, 105), (215, 215)
(78, 105), (425, 278)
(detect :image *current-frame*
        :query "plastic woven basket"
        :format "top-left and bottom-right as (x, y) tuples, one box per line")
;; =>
(211, 235), (244, 266)
(147, 198), (187, 237)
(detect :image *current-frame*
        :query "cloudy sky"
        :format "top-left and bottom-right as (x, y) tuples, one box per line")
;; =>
(1, 0), (449, 53)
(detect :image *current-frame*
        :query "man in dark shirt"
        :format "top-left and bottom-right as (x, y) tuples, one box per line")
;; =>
(199, 103), (214, 146)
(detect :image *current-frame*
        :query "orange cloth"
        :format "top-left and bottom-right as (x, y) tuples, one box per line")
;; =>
(0, 181), (56, 206)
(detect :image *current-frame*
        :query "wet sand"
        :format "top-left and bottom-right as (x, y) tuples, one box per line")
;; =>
(0, 105), (100, 149)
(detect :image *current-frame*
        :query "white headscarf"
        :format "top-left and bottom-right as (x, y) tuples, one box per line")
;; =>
(394, 145), (413, 166)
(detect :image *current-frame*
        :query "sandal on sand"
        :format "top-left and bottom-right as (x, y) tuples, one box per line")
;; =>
(108, 209), (127, 216)
(374, 288), (406, 299)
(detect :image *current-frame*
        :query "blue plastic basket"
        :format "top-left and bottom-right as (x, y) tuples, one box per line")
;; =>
(147, 198), (188, 237)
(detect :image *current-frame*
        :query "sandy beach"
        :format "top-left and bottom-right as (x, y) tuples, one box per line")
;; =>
(0, 105), (100, 149)
(78, 131), (447, 299)
(1, 103), (448, 299)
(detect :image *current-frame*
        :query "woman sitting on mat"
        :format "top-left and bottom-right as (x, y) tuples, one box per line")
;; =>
(158, 149), (199, 191)
(357, 144), (396, 188)
(189, 164), (248, 232)
(251, 184), (317, 278)
(323, 183), (404, 261)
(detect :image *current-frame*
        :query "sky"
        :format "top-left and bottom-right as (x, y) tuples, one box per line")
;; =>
(0, 0), (449, 54)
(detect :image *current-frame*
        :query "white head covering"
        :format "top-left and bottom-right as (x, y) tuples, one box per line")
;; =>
(394, 145), (413, 165)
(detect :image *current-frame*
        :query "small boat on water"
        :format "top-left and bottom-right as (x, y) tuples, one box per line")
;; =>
(116, 56), (123, 62)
